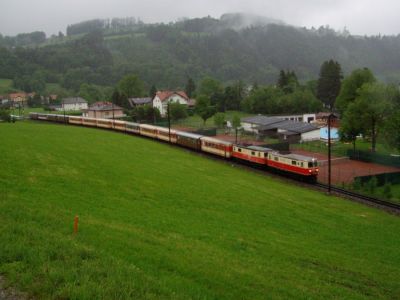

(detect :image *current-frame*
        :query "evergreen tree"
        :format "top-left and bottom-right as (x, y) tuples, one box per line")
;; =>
(316, 60), (342, 111)
(277, 70), (288, 89)
(185, 77), (196, 98)
(149, 85), (157, 98)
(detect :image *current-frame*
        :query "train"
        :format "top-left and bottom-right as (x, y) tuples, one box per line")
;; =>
(29, 113), (319, 180)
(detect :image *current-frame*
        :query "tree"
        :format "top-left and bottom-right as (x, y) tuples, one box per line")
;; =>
(79, 83), (103, 104)
(149, 85), (157, 98)
(214, 112), (226, 128)
(133, 105), (160, 123)
(0, 109), (11, 122)
(27, 94), (42, 108)
(339, 102), (364, 152)
(316, 60), (342, 111)
(277, 70), (288, 89)
(117, 74), (144, 98)
(185, 77), (196, 98)
(335, 68), (375, 114)
(195, 95), (216, 126)
(277, 70), (299, 94)
(232, 114), (241, 129)
(384, 112), (400, 152)
(354, 82), (393, 152)
(168, 102), (188, 121)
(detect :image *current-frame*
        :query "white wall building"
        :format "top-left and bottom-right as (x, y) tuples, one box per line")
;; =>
(153, 91), (189, 116)
(57, 97), (88, 111)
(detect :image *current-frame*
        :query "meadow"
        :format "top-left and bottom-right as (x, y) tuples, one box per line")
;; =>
(0, 121), (400, 299)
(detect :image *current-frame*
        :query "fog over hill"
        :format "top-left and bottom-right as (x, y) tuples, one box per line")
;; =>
(1, 13), (400, 93)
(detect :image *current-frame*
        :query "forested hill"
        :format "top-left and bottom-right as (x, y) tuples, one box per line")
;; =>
(1, 13), (400, 93)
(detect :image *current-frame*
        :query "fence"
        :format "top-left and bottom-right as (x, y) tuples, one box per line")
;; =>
(261, 142), (289, 152)
(347, 150), (400, 168)
(355, 172), (400, 186)
(191, 127), (217, 136)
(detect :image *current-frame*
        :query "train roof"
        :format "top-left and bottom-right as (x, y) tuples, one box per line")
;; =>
(274, 152), (317, 162)
(176, 131), (204, 139)
(236, 144), (273, 152)
(125, 121), (140, 126)
(200, 136), (233, 145)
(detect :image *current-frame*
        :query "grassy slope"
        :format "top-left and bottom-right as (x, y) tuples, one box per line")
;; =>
(0, 121), (399, 299)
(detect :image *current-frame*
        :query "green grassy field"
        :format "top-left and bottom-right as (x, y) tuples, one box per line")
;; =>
(173, 111), (252, 129)
(1, 121), (400, 299)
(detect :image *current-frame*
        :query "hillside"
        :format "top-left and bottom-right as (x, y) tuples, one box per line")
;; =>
(0, 121), (400, 298)
(1, 14), (400, 93)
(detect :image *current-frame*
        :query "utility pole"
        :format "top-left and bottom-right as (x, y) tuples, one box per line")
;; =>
(328, 113), (333, 194)
(168, 102), (171, 143)
(235, 127), (238, 144)
(63, 99), (66, 124)
(112, 99), (115, 129)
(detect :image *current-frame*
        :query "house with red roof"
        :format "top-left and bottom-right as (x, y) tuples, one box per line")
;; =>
(152, 91), (190, 117)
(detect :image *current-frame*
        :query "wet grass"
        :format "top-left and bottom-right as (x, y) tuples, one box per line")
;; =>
(1, 121), (400, 299)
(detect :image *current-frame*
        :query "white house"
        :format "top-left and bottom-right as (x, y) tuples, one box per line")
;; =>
(57, 97), (88, 111)
(152, 91), (189, 116)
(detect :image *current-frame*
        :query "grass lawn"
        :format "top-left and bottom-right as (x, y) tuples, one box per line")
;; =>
(173, 111), (253, 129)
(1, 121), (400, 299)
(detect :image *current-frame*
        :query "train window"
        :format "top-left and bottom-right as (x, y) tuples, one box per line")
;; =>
(274, 157), (279, 161)
(264, 153), (268, 158)
(292, 160), (296, 165)
(251, 151), (255, 155)
(301, 162), (304, 167)
(238, 148), (242, 152)
(308, 162), (313, 168)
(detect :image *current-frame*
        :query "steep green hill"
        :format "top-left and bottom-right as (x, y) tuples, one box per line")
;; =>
(0, 121), (399, 299)
(2, 14), (400, 92)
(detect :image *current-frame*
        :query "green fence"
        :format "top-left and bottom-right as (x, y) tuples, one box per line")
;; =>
(355, 172), (400, 186)
(191, 128), (217, 136)
(262, 142), (290, 152)
(347, 150), (400, 168)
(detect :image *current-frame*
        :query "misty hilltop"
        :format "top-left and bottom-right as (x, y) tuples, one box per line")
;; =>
(1, 13), (400, 92)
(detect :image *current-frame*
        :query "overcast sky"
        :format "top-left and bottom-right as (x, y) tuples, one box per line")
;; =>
(1, 0), (399, 36)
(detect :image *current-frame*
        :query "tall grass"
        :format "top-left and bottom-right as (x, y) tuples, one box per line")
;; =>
(1, 121), (400, 299)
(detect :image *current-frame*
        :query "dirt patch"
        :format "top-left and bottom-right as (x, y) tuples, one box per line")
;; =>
(291, 149), (400, 185)
(0, 277), (30, 300)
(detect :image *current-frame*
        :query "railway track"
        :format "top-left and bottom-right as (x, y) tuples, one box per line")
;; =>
(313, 183), (400, 213)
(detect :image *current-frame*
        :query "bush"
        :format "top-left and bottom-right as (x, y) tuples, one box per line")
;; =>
(214, 112), (226, 128)
(0, 109), (11, 122)
(383, 183), (392, 200)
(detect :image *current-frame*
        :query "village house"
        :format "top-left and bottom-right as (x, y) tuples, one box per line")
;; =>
(152, 91), (191, 117)
(9, 92), (28, 106)
(241, 115), (321, 143)
(128, 97), (152, 108)
(57, 97), (88, 111)
(82, 101), (125, 119)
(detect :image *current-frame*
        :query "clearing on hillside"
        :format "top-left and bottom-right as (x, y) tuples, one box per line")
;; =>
(1, 121), (400, 299)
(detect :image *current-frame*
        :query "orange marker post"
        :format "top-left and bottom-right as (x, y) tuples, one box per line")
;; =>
(73, 215), (79, 234)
